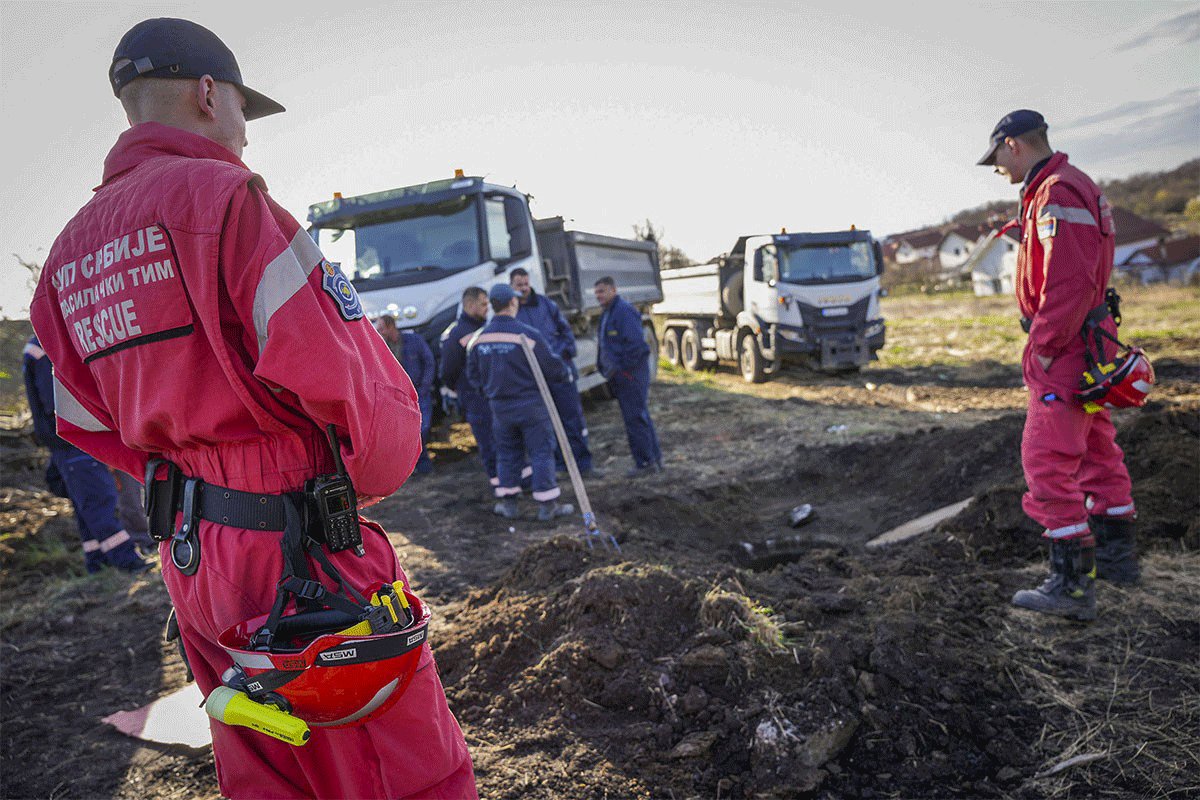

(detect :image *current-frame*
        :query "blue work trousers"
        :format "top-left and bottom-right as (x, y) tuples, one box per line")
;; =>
(549, 376), (592, 471)
(493, 403), (560, 502)
(462, 393), (497, 482)
(51, 447), (143, 572)
(608, 361), (662, 468)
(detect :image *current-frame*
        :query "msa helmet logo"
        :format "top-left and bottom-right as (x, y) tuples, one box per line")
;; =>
(320, 648), (358, 662)
(407, 631), (425, 646)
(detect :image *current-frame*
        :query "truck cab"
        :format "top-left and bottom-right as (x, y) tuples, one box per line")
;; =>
(307, 174), (662, 392)
(656, 228), (885, 381)
(743, 229), (886, 375)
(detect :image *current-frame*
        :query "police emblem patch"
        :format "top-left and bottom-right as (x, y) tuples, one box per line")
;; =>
(1037, 217), (1058, 240)
(321, 260), (364, 321)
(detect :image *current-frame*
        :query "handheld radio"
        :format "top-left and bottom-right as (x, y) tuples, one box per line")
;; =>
(304, 426), (364, 556)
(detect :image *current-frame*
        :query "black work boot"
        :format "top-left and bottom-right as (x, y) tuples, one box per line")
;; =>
(1012, 539), (1097, 622)
(537, 500), (574, 521)
(1090, 515), (1140, 585)
(492, 498), (520, 519)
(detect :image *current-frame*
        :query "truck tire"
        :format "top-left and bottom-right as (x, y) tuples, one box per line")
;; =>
(680, 328), (703, 372)
(661, 327), (682, 367)
(740, 334), (767, 383)
(644, 324), (659, 382)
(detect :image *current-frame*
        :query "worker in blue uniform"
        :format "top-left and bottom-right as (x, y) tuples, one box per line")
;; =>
(440, 286), (498, 486)
(594, 276), (663, 477)
(376, 315), (436, 474)
(467, 284), (575, 521)
(21, 336), (149, 573)
(510, 268), (602, 479)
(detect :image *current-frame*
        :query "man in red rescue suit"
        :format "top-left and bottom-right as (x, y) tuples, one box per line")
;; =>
(29, 18), (475, 798)
(978, 109), (1138, 622)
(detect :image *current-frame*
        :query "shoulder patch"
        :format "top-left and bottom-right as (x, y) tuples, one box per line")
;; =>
(1037, 217), (1057, 240)
(320, 260), (363, 321)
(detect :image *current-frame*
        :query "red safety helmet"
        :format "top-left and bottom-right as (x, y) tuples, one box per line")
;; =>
(1076, 347), (1155, 413)
(217, 581), (430, 727)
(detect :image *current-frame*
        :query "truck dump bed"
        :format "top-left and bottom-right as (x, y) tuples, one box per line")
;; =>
(534, 217), (662, 315)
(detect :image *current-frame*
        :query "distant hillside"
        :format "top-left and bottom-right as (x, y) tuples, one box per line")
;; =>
(950, 158), (1199, 228)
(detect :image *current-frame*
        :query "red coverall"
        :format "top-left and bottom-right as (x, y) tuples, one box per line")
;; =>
(30, 122), (475, 799)
(1015, 152), (1135, 541)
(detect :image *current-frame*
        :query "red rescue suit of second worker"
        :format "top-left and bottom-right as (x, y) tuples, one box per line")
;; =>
(29, 123), (475, 799)
(1015, 152), (1134, 540)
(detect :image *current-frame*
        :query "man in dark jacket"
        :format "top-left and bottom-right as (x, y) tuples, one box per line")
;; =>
(440, 286), (497, 485)
(377, 315), (436, 474)
(22, 336), (148, 573)
(467, 284), (574, 521)
(510, 268), (601, 478)
(595, 276), (663, 477)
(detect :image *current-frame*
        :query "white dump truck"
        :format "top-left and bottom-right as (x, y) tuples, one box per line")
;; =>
(654, 229), (886, 382)
(307, 174), (663, 391)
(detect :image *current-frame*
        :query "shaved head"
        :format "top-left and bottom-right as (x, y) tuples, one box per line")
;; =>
(116, 74), (249, 158)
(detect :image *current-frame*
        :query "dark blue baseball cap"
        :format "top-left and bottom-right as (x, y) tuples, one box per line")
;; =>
(489, 283), (517, 304)
(977, 109), (1047, 166)
(110, 18), (285, 121)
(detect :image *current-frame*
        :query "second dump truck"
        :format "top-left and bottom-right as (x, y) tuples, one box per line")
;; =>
(654, 229), (886, 382)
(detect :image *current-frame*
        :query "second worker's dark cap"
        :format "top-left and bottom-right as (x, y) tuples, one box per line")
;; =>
(489, 284), (517, 304)
(109, 18), (285, 121)
(976, 109), (1047, 166)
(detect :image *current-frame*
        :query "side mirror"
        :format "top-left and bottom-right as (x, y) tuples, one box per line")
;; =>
(504, 196), (533, 260)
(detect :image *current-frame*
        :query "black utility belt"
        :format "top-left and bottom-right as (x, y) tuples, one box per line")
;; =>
(145, 460), (293, 541)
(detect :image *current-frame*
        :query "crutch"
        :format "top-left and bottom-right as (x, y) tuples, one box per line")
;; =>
(517, 334), (619, 551)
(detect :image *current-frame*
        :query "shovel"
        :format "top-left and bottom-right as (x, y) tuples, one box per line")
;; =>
(517, 334), (619, 551)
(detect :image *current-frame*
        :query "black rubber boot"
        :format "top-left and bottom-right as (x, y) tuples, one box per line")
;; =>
(1090, 515), (1140, 585)
(537, 501), (574, 521)
(1012, 539), (1097, 621)
(492, 498), (520, 519)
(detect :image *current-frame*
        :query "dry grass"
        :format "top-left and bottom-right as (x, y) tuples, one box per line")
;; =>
(998, 552), (1200, 798)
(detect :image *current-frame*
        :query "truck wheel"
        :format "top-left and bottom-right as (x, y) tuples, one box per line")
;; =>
(644, 324), (659, 382)
(661, 327), (682, 367)
(680, 328), (703, 372)
(740, 335), (767, 383)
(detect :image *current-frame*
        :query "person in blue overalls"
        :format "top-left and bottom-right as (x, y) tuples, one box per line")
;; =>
(376, 315), (436, 474)
(467, 284), (575, 521)
(594, 276), (663, 477)
(440, 286), (498, 487)
(510, 268), (603, 479)
(21, 336), (149, 573)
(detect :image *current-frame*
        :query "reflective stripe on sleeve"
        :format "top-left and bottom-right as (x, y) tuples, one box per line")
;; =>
(52, 375), (110, 432)
(23, 342), (46, 359)
(82, 540), (101, 553)
(1039, 204), (1097, 227)
(252, 229), (319, 353)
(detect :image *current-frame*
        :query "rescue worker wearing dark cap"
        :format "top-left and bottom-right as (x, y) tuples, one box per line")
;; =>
(440, 286), (498, 486)
(376, 314), (436, 474)
(28, 18), (474, 798)
(595, 276), (663, 477)
(978, 109), (1137, 622)
(466, 284), (575, 521)
(22, 336), (149, 574)
(510, 268), (603, 478)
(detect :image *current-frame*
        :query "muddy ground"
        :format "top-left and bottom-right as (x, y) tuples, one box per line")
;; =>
(1, 289), (1197, 799)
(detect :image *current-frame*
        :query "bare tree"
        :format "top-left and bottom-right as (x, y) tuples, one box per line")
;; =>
(633, 219), (690, 270)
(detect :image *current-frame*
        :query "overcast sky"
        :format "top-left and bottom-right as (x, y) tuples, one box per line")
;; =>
(2, 0), (1198, 317)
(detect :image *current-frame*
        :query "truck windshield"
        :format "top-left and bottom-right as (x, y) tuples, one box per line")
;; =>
(778, 241), (876, 284)
(319, 195), (481, 281)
